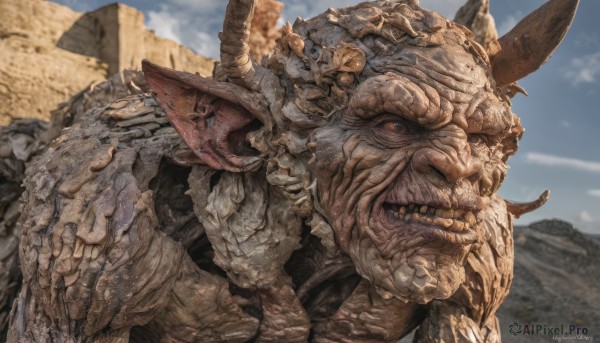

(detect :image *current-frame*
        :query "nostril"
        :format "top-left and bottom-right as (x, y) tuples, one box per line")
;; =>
(466, 171), (481, 183)
(413, 149), (481, 184)
(429, 164), (447, 181)
(429, 162), (480, 184)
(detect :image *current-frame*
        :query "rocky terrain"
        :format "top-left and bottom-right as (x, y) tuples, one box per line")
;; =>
(497, 220), (599, 342)
(0, 0), (214, 126)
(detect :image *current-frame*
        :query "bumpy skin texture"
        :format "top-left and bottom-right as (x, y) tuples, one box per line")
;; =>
(9, 95), (259, 342)
(0, 120), (47, 336)
(8, 0), (578, 342)
(0, 70), (153, 337)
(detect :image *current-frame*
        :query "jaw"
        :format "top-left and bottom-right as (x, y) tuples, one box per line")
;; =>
(346, 192), (483, 304)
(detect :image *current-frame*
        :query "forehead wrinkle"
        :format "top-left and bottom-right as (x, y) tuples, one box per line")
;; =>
(349, 74), (449, 128)
(369, 53), (512, 135)
(348, 67), (511, 135)
(369, 46), (493, 102)
(371, 62), (481, 107)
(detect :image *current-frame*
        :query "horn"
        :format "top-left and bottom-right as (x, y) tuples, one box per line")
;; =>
(219, 0), (260, 90)
(454, 0), (498, 49)
(489, 0), (579, 87)
(504, 190), (550, 219)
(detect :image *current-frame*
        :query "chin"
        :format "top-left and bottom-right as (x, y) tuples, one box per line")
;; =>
(346, 196), (482, 304)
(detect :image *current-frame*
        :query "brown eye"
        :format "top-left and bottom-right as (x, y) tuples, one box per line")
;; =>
(380, 121), (406, 133)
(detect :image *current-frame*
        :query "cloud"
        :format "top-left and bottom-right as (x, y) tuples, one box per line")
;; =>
(579, 211), (595, 224)
(526, 152), (600, 173)
(588, 190), (600, 198)
(559, 121), (571, 128)
(145, 2), (226, 58)
(143, 0), (470, 60)
(497, 11), (522, 36)
(147, 8), (183, 44)
(564, 51), (600, 86)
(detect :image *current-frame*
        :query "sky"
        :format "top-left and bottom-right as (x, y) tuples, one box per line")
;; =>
(50, 0), (600, 234)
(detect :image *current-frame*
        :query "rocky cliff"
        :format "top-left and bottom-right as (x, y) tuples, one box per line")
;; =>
(0, 0), (214, 126)
(497, 219), (600, 341)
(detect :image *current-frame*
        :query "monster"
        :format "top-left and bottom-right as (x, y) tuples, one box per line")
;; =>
(7, 0), (577, 342)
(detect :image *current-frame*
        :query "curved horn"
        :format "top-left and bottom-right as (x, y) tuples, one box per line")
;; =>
(219, 0), (260, 89)
(454, 0), (498, 49)
(504, 190), (550, 219)
(489, 0), (579, 87)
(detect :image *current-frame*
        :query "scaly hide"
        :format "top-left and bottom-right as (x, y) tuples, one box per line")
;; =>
(6, 0), (578, 342)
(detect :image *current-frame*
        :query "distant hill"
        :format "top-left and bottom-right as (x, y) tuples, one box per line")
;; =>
(497, 219), (600, 342)
(589, 234), (600, 242)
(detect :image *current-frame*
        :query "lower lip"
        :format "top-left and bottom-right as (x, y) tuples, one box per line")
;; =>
(379, 208), (479, 245)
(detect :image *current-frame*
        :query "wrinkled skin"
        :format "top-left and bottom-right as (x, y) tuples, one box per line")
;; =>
(6, 0), (578, 342)
(311, 44), (514, 303)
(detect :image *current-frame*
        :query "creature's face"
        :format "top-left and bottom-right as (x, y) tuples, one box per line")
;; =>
(310, 43), (516, 303)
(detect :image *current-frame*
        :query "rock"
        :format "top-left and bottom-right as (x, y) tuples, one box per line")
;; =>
(497, 219), (600, 342)
(0, 0), (214, 126)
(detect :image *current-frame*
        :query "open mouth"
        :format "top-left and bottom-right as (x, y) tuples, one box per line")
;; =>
(382, 202), (477, 233)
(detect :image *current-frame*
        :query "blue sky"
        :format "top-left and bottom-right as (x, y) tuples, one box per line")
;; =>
(50, 0), (600, 234)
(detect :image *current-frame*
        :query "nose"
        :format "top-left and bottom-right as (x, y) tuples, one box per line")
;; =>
(412, 146), (482, 184)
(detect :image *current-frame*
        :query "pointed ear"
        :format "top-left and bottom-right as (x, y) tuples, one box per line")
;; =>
(489, 0), (579, 87)
(142, 60), (272, 172)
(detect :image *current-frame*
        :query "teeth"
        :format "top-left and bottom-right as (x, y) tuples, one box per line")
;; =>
(434, 217), (453, 228)
(451, 220), (464, 231)
(386, 204), (477, 233)
(411, 213), (420, 222)
(465, 212), (476, 225)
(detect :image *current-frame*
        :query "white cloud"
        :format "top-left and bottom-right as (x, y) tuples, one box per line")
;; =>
(147, 9), (182, 44)
(587, 190), (600, 198)
(145, 2), (226, 58)
(564, 51), (600, 86)
(579, 210), (595, 223)
(526, 152), (600, 173)
(559, 120), (571, 128)
(193, 31), (220, 62)
(497, 11), (522, 36)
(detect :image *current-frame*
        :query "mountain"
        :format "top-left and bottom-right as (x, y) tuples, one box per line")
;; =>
(497, 219), (600, 341)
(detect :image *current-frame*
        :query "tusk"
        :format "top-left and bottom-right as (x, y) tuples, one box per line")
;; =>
(504, 190), (550, 219)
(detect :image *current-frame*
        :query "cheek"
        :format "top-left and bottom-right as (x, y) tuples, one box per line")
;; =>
(472, 143), (507, 196)
(311, 127), (410, 251)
